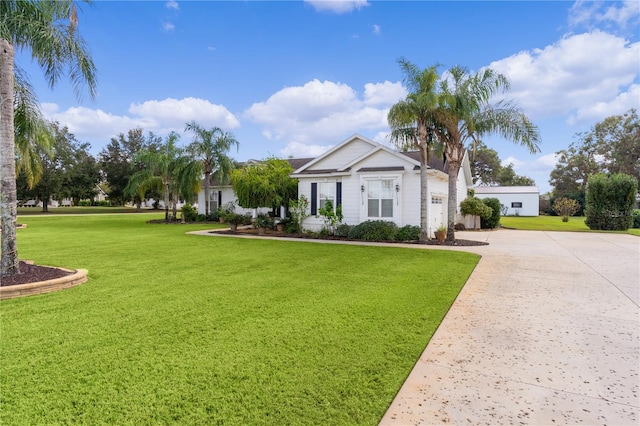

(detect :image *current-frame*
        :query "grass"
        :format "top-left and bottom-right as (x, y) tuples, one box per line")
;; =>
(501, 215), (640, 236)
(17, 206), (155, 215)
(1, 214), (479, 425)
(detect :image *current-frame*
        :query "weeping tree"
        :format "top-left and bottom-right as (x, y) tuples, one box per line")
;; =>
(231, 158), (297, 212)
(1, 0), (96, 277)
(387, 59), (443, 241)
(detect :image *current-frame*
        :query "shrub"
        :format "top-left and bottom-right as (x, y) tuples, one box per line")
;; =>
(318, 200), (343, 235)
(348, 220), (398, 241)
(548, 191), (585, 216)
(585, 173), (638, 230)
(454, 223), (466, 231)
(396, 225), (420, 241)
(255, 213), (274, 229)
(552, 197), (581, 222)
(633, 210), (640, 229)
(480, 198), (501, 229)
(290, 195), (310, 233)
(334, 223), (353, 237)
(460, 197), (492, 229)
(78, 200), (91, 207)
(180, 204), (198, 222)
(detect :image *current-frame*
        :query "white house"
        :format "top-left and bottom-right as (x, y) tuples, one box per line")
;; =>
(475, 186), (540, 216)
(291, 134), (474, 236)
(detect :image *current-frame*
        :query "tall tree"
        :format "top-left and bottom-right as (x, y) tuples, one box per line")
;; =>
(185, 121), (239, 217)
(125, 132), (200, 222)
(436, 66), (540, 241)
(99, 128), (161, 206)
(387, 59), (442, 241)
(471, 141), (535, 186)
(231, 158), (297, 211)
(1, 0), (97, 276)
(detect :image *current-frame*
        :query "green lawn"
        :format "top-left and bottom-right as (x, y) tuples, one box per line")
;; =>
(501, 215), (640, 236)
(17, 206), (155, 215)
(1, 214), (479, 425)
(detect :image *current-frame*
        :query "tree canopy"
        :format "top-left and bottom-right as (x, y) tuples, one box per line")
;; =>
(471, 141), (535, 186)
(231, 158), (297, 210)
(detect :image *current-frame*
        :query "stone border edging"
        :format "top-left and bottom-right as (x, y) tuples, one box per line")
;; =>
(0, 268), (88, 300)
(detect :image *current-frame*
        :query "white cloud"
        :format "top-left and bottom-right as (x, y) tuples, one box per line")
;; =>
(304, 0), (369, 14)
(363, 81), (406, 105)
(129, 97), (240, 130)
(372, 24), (381, 35)
(166, 0), (179, 10)
(245, 79), (396, 151)
(207, 46), (216, 52)
(162, 22), (175, 32)
(569, 0), (640, 30)
(42, 97), (240, 149)
(501, 156), (525, 169)
(487, 31), (639, 123)
(281, 141), (334, 158)
(569, 83), (640, 123)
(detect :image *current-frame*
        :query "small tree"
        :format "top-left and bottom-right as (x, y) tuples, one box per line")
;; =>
(317, 199), (343, 235)
(460, 197), (492, 230)
(585, 173), (638, 230)
(552, 197), (581, 222)
(232, 158), (297, 211)
(289, 195), (309, 233)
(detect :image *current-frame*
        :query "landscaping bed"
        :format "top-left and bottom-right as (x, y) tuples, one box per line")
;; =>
(214, 227), (489, 246)
(1, 261), (73, 287)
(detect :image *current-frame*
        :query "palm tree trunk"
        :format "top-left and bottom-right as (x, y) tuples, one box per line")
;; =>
(446, 162), (460, 242)
(0, 39), (19, 276)
(163, 182), (170, 221)
(204, 172), (210, 217)
(419, 145), (430, 241)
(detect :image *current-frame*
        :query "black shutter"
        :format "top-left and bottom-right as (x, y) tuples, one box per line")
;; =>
(218, 191), (222, 209)
(311, 183), (317, 215)
(336, 182), (342, 207)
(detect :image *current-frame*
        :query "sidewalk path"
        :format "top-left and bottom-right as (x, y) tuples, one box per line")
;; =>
(380, 230), (639, 425)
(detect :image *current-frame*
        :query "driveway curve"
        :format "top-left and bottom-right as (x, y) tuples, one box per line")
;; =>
(380, 230), (639, 425)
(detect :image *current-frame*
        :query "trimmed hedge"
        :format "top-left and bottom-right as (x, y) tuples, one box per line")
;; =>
(396, 225), (421, 241)
(585, 173), (638, 230)
(347, 220), (398, 241)
(480, 198), (501, 229)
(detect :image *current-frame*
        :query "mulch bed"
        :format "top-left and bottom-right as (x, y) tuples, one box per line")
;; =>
(0, 262), (73, 287)
(213, 228), (489, 247)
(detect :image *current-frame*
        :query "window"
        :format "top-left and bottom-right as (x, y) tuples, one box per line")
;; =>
(209, 191), (220, 211)
(367, 179), (394, 217)
(511, 202), (523, 208)
(318, 182), (335, 210)
(431, 197), (443, 204)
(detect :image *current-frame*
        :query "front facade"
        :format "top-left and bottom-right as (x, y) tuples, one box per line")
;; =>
(291, 134), (473, 236)
(475, 186), (540, 216)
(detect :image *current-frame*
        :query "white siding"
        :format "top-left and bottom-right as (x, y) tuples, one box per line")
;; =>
(306, 138), (374, 171)
(196, 186), (268, 216)
(476, 192), (539, 216)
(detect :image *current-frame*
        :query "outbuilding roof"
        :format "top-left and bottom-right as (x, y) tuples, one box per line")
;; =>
(475, 186), (540, 194)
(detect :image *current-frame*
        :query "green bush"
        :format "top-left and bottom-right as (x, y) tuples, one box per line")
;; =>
(255, 213), (274, 229)
(480, 198), (501, 229)
(334, 223), (353, 237)
(180, 204), (198, 222)
(633, 210), (640, 229)
(552, 197), (581, 222)
(78, 200), (91, 206)
(396, 225), (420, 241)
(97, 200), (111, 207)
(548, 191), (585, 216)
(348, 220), (398, 241)
(585, 173), (638, 230)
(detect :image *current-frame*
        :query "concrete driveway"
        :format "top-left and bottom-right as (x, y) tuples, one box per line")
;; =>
(380, 230), (639, 425)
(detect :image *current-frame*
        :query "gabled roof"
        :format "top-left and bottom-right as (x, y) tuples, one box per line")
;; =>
(292, 134), (422, 176)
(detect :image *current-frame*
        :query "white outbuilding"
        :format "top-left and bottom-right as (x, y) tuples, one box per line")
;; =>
(475, 186), (540, 216)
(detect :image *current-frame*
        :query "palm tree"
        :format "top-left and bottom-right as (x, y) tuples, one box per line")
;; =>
(185, 121), (239, 217)
(437, 66), (541, 241)
(387, 58), (443, 241)
(125, 132), (200, 222)
(1, 0), (96, 276)
(14, 70), (55, 188)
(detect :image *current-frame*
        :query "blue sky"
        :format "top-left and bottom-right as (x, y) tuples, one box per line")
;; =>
(17, 0), (640, 193)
